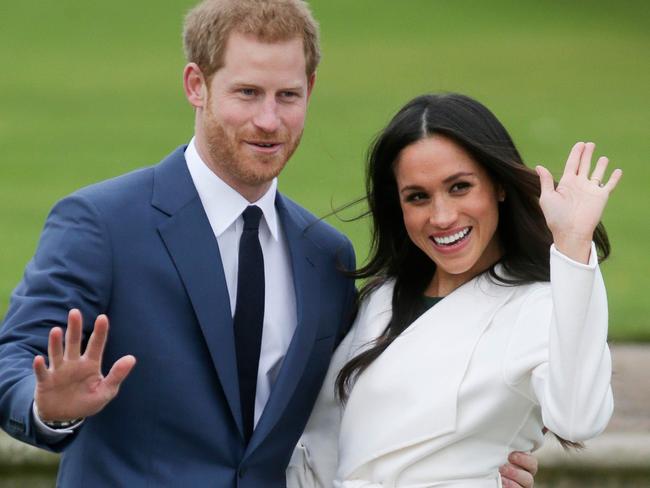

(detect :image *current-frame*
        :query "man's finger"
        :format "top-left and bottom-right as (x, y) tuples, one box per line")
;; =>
(64, 309), (83, 361)
(509, 449), (539, 476)
(103, 355), (137, 395)
(499, 463), (534, 488)
(84, 315), (110, 362)
(33, 355), (49, 383)
(48, 327), (64, 369)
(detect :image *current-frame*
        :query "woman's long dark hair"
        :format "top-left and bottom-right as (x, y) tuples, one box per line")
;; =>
(336, 93), (610, 449)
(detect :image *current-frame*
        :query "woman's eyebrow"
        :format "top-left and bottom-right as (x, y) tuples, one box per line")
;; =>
(443, 171), (475, 184)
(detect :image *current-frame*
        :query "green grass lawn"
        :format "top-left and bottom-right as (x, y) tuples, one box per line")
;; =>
(1, 0), (649, 339)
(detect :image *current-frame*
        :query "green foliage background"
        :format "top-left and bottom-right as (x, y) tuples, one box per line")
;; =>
(1, 0), (649, 339)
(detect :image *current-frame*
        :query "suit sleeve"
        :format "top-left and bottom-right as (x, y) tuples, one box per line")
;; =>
(287, 299), (366, 488)
(507, 243), (613, 442)
(285, 275), (389, 488)
(0, 193), (112, 451)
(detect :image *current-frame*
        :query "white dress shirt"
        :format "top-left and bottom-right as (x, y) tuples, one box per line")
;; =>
(185, 138), (297, 426)
(34, 139), (297, 437)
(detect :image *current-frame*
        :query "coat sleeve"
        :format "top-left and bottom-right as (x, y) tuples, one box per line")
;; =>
(0, 193), (112, 451)
(507, 243), (613, 442)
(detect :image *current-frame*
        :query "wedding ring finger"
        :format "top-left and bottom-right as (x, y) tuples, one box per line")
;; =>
(590, 156), (609, 187)
(590, 176), (604, 187)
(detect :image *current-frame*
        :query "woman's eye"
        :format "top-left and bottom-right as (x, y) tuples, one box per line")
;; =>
(405, 192), (428, 203)
(450, 182), (471, 193)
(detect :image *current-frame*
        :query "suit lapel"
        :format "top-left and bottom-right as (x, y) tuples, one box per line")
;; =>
(153, 148), (243, 437)
(246, 194), (322, 454)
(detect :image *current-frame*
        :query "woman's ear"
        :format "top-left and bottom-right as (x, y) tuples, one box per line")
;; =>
(497, 186), (506, 202)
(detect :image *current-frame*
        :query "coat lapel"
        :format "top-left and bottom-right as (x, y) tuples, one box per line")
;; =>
(152, 147), (243, 437)
(338, 275), (517, 477)
(246, 194), (322, 454)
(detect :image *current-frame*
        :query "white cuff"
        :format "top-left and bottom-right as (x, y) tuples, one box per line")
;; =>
(32, 401), (84, 439)
(550, 242), (598, 269)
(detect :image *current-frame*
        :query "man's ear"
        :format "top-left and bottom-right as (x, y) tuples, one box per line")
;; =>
(306, 72), (316, 99)
(183, 63), (207, 109)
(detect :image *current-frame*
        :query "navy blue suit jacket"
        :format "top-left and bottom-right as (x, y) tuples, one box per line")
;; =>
(0, 146), (356, 487)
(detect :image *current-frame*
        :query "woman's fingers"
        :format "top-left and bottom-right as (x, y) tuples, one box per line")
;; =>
(578, 142), (595, 177)
(589, 156), (609, 186)
(586, 153), (622, 193)
(536, 165), (555, 196)
(604, 168), (623, 192)
(563, 142), (585, 177)
(563, 142), (619, 193)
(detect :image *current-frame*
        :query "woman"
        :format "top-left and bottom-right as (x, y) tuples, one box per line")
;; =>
(287, 93), (620, 487)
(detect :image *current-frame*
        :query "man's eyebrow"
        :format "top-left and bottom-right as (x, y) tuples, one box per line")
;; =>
(230, 81), (260, 88)
(278, 85), (306, 93)
(229, 81), (305, 90)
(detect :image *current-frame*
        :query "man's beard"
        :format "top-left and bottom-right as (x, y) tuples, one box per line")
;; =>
(203, 109), (302, 188)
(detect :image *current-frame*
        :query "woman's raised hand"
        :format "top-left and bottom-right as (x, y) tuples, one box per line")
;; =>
(535, 142), (622, 263)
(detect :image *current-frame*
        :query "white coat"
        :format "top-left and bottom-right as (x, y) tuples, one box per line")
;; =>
(287, 245), (613, 487)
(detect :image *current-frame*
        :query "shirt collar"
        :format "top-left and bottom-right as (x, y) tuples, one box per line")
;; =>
(185, 137), (280, 240)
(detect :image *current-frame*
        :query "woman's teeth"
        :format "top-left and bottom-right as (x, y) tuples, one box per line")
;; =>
(432, 227), (470, 246)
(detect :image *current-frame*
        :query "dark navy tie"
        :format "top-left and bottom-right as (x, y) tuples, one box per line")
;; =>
(233, 205), (265, 443)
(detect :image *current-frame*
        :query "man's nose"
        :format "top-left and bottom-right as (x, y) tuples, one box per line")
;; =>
(252, 98), (281, 133)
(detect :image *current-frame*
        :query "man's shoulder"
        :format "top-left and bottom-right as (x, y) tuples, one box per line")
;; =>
(68, 146), (187, 208)
(75, 165), (154, 201)
(278, 194), (351, 251)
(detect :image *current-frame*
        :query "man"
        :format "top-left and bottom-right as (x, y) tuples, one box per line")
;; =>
(0, 1), (537, 486)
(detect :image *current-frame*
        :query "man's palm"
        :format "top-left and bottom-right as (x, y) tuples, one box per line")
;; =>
(33, 310), (136, 422)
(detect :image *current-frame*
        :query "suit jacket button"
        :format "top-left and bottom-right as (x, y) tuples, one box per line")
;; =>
(238, 467), (246, 478)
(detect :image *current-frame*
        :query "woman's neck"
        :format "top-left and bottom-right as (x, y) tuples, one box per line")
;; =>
(426, 240), (503, 297)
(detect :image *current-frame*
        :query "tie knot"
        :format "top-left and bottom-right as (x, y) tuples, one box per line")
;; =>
(242, 205), (263, 231)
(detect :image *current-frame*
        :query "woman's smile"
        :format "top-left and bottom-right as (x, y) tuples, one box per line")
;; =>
(430, 226), (472, 251)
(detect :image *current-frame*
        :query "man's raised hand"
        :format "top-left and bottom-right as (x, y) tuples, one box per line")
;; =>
(33, 309), (136, 422)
